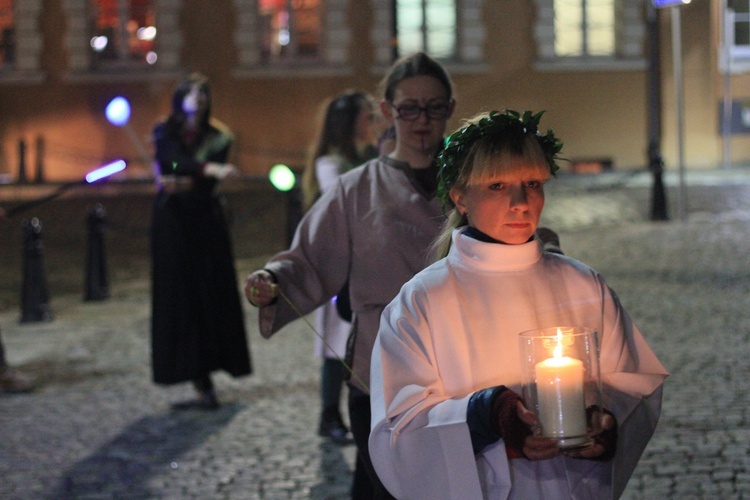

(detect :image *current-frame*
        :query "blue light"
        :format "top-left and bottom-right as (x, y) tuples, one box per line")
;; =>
(105, 96), (131, 127)
(85, 160), (127, 183)
(652, 0), (690, 7)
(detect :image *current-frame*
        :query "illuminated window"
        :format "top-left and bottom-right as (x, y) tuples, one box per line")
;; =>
(0, 0), (13, 69)
(534, 0), (645, 70)
(258, 0), (321, 63)
(395, 0), (456, 60)
(554, 0), (614, 57)
(89, 0), (157, 68)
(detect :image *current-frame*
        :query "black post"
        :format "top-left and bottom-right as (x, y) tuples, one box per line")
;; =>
(84, 203), (110, 301)
(647, 2), (669, 221)
(17, 139), (27, 184)
(20, 218), (53, 323)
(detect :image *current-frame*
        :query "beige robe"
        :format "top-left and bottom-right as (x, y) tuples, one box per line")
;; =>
(259, 156), (444, 392)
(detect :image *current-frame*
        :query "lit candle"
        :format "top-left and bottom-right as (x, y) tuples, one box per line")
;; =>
(534, 329), (587, 442)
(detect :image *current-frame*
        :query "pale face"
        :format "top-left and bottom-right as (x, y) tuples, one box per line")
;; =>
(450, 160), (548, 245)
(381, 75), (454, 167)
(182, 84), (207, 115)
(353, 105), (376, 145)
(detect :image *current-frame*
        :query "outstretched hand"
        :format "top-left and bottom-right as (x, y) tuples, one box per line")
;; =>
(244, 269), (278, 307)
(204, 162), (239, 180)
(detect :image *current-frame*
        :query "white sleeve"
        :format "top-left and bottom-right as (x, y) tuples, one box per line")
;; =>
(315, 156), (344, 193)
(596, 284), (669, 498)
(369, 290), (511, 499)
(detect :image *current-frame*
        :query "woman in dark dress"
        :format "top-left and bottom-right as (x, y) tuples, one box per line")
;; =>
(151, 73), (251, 409)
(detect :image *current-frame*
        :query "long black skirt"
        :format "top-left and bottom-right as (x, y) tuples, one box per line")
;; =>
(150, 190), (251, 385)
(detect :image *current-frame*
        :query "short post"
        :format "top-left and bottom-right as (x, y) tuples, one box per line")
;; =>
(84, 203), (109, 301)
(649, 142), (669, 221)
(20, 217), (53, 323)
(17, 139), (27, 184)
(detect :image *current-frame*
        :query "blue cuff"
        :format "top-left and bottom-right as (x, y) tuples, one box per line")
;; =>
(467, 386), (506, 454)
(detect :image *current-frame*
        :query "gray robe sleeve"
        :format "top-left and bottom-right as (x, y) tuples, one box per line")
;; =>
(259, 180), (351, 337)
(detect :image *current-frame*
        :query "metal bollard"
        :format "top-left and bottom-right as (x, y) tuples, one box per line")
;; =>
(649, 143), (669, 221)
(84, 203), (109, 301)
(17, 139), (27, 184)
(20, 217), (53, 323)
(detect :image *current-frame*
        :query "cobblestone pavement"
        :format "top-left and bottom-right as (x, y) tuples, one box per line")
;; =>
(1, 168), (749, 499)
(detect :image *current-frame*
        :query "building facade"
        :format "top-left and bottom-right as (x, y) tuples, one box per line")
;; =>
(0, 0), (748, 182)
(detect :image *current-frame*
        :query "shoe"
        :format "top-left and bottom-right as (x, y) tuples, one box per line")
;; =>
(318, 419), (354, 444)
(171, 391), (220, 411)
(536, 227), (563, 255)
(0, 367), (35, 393)
(318, 409), (354, 444)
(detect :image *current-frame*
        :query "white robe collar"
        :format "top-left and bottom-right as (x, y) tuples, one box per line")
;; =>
(448, 227), (542, 273)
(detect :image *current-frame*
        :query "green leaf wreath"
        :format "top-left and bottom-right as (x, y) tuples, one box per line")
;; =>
(436, 109), (564, 210)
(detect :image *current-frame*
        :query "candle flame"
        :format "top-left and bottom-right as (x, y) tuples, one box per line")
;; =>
(553, 328), (564, 359)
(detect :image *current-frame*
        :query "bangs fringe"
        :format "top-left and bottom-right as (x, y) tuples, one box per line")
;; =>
(464, 134), (551, 184)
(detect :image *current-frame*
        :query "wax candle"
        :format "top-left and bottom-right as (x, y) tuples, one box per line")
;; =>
(534, 336), (587, 440)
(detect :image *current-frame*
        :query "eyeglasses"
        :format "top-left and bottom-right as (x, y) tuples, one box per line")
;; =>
(390, 99), (452, 121)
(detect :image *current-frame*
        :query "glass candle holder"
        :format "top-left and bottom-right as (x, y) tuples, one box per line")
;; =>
(518, 326), (602, 450)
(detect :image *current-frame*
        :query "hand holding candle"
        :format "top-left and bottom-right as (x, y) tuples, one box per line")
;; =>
(520, 327), (600, 450)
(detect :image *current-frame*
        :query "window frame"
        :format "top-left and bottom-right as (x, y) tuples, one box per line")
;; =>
(722, 0), (750, 74)
(0, 0), (14, 71)
(552, 0), (616, 58)
(233, 0), (356, 78)
(256, 0), (323, 66)
(60, 0), (180, 83)
(534, 0), (646, 73)
(368, 0), (488, 76)
(393, 0), (458, 62)
(0, 0), (44, 84)
(87, 0), (157, 72)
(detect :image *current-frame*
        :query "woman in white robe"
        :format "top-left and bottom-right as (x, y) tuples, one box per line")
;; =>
(369, 110), (668, 499)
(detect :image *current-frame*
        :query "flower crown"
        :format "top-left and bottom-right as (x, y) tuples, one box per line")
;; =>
(436, 109), (564, 209)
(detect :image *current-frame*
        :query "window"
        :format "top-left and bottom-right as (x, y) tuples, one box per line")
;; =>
(233, 0), (352, 76)
(89, 0), (157, 69)
(63, 0), (179, 80)
(534, 0), (645, 71)
(0, 0), (13, 70)
(724, 0), (750, 72)
(554, 0), (614, 57)
(0, 0), (43, 81)
(370, 0), (486, 71)
(395, 0), (457, 60)
(258, 0), (321, 64)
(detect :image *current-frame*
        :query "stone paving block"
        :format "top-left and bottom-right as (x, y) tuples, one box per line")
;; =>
(2, 173), (750, 497)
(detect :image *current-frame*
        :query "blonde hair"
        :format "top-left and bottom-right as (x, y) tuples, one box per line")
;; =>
(430, 113), (552, 261)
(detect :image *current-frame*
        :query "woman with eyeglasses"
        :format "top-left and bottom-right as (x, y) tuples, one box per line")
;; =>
(244, 52), (453, 498)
